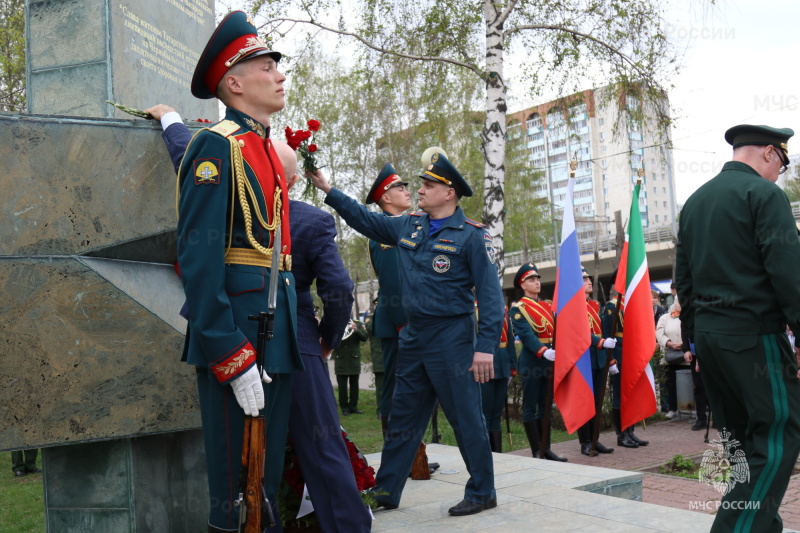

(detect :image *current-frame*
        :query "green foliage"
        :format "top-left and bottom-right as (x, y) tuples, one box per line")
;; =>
(0, 0), (25, 111)
(659, 454), (700, 479)
(0, 451), (45, 533)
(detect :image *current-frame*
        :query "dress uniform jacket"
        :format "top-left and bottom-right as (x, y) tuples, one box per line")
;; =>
(677, 161), (800, 532)
(324, 187), (503, 507)
(511, 297), (554, 422)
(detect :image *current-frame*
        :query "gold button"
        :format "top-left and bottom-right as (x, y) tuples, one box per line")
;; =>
(238, 139), (245, 147)
(285, 278), (290, 286)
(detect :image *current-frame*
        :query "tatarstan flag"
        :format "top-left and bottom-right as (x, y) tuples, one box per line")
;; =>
(553, 176), (594, 434)
(619, 180), (657, 429)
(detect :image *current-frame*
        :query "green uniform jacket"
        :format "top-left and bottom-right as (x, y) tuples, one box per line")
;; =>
(676, 161), (800, 335)
(334, 320), (368, 375)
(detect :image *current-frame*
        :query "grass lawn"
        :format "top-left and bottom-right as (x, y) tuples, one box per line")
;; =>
(0, 451), (45, 533)
(0, 388), (578, 532)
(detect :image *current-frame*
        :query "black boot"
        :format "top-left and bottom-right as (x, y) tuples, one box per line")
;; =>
(613, 408), (638, 448)
(537, 419), (567, 462)
(488, 430), (503, 453)
(627, 425), (649, 446)
(577, 423), (596, 456)
(523, 420), (541, 459)
(590, 418), (614, 454)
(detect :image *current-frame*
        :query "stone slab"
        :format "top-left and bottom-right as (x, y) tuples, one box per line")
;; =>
(27, 0), (217, 120)
(0, 257), (197, 451)
(365, 444), (717, 532)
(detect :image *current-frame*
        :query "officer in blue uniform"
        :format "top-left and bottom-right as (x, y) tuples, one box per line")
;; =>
(308, 152), (504, 516)
(176, 12), (303, 531)
(365, 162), (410, 431)
(480, 306), (517, 453)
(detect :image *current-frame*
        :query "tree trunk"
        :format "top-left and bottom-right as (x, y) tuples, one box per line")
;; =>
(481, 0), (507, 281)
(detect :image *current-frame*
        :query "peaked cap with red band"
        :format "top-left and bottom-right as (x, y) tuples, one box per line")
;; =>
(365, 163), (408, 205)
(514, 263), (540, 289)
(191, 11), (282, 99)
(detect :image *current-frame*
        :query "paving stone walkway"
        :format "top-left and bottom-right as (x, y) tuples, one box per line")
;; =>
(507, 415), (800, 531)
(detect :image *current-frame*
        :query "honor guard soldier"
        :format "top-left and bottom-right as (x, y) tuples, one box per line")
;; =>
(308, 151), (503, 516)
(577, 267), (616, 456)
(176, 12), (303, 531)
(677, 124), (800, 532)
(510, 264), (567, 462)
(480, 305), (517, 453)
(602, 282), (648, 449)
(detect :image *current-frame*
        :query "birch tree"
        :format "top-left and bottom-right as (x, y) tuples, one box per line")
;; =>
(249, 0), (686, 278)
(0, 0), (25, 111)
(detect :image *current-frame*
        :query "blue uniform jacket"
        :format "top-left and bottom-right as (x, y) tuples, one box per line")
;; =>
(369, 222), (407, 338)
(493, 313), (517, 379)
(601, 299), (623, 363)
(325, 188), (503, 354)
(175, 109), (303, 382)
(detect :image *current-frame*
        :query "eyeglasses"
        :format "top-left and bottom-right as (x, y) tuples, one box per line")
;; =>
(772, 146), (789, 175)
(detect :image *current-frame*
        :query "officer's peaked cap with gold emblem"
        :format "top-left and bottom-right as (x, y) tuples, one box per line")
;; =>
(514, 263), (540, 289)
(419, 152), (472, 198)
(581, 266), (589, 277)
(191, 11), (282, 99)
(366, 163), (408, 205)
(724, 124), (794, 162)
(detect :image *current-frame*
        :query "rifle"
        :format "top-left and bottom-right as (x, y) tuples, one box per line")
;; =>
(236, 230), (281, 532)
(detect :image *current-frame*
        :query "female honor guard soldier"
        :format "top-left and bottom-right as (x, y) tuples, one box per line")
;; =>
(510, 263), (567, 462)
(176, 11), (303, 531)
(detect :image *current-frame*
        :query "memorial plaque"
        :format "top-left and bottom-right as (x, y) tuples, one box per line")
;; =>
(27, 0), (217, 121)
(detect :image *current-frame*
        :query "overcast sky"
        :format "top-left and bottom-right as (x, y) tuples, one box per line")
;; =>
(667, 0), (800, 202)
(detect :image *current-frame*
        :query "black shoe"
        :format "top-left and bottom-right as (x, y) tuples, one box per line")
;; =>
(580, 442), (596, 457)
(595, 441), (614, 454)
(372, 500), (398, 511)
(543, 449), (568, 462)
(342, 410), (350, 416)
(692, 420), (707, 431)
(628, 428), (649, 446)
(448, 497), (497, 516)
(350, 409), (364, 415)
(429, 462), (440, 471)
(26, 467), (40, 474)
(617, 433), (638, 448)
(13, 469), (24, 477)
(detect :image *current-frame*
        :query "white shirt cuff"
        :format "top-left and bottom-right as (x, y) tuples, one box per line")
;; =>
(160, 112), (182, 131)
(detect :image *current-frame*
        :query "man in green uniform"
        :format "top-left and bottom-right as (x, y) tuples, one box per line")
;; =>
(677, 124), (800, 533)
(365, 309), (385, 419)
(334, 319), (369, 415)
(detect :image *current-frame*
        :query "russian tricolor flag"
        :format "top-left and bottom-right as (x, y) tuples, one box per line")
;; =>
(553, 176), (595, 434)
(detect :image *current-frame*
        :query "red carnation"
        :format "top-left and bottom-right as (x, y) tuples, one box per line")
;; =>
(307, 119), (320, 131)
(308, 144), (318, 153)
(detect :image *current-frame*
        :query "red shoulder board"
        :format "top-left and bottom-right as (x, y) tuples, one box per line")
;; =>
(465, 218), (485, 228)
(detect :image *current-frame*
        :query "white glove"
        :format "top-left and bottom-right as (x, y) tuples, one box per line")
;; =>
(602, 338), (617, 349)
(231, 366), (266, 416)
(543, 349), (556, 362)
(609, 364), (619, 375)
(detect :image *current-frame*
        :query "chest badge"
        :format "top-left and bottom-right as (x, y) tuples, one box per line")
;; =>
(433, 255), (451, 273)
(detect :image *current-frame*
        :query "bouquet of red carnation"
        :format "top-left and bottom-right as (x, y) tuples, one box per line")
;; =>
(285, 119), (321, 197)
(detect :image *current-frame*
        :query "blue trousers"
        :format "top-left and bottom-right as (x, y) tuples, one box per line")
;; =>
(375, 316), (495, 506)
(379, 337), (399, 418)
(279, 354), (371, 533)
(196, 369), (292, 531)
(480, 378), (508, 432)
